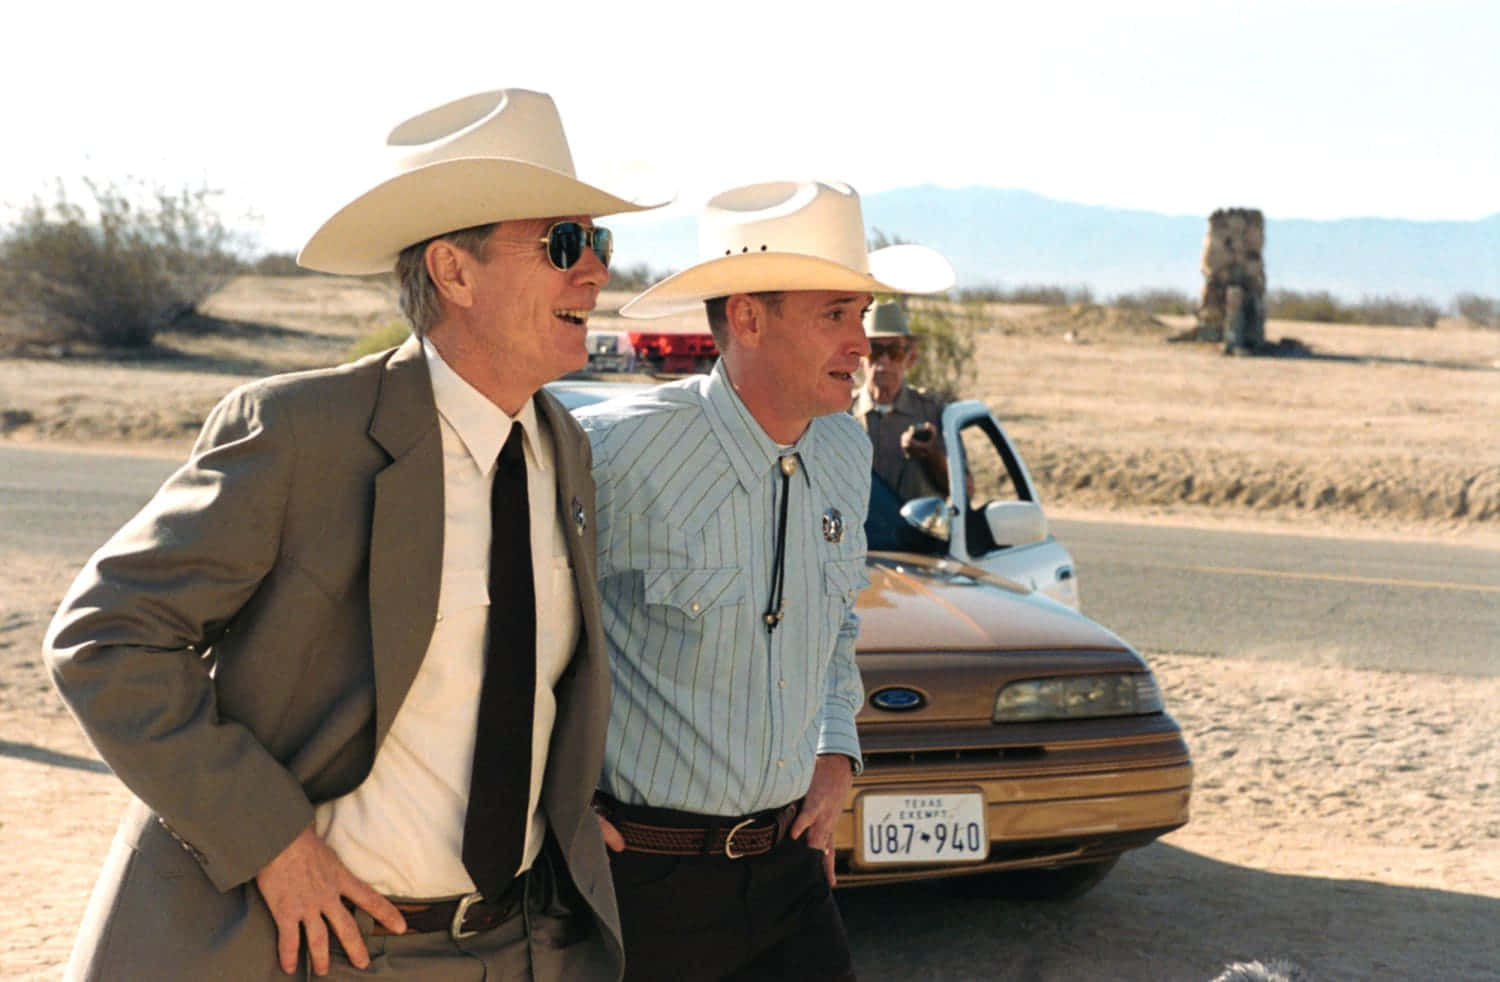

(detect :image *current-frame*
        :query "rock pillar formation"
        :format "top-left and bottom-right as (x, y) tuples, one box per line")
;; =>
(1197, 208), (1266, 352)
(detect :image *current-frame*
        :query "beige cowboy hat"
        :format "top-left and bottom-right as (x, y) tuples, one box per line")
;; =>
(863, 300), (912, 337)
(299, 88), (667, 275)
(618, 180), (954, 318)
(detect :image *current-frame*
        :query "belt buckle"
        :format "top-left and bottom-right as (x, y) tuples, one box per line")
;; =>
(723, 817), (756, 859)
(450, 891), (485, 940)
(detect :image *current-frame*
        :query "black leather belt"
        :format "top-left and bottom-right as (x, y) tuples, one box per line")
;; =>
(594, 793), (798, 859)
(371, 873), (526, 939)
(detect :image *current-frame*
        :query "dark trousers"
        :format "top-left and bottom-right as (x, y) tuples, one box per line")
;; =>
(609, 835), (856, 982)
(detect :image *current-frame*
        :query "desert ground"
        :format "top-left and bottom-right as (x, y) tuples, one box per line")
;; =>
(2, 276), (1497, 980)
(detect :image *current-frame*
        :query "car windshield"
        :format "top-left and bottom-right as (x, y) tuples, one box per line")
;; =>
(864, 472), (948, 555)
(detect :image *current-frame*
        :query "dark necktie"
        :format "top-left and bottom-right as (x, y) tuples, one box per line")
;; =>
(462, 422), (536, 899)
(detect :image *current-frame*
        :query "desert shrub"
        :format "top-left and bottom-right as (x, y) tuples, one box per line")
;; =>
(1453, 293), (1500, 329)
(1267, 289), (1442, 327)
(251, 251), (319, 276)
(2, 179), (244, 348)
(901, 297), (979, 401)
(957, 284), (1096, 305)
(1110, 288), (1195, 315)
(609, 262), (669, 292)
(1267, 289), (1345, 323)
(1348, 295), (1441, 328)
(1006, 284), (1095, 305)
(347, 320), (411, 361)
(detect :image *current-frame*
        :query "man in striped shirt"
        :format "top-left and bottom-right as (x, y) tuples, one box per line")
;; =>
(575, 181), (953, 981)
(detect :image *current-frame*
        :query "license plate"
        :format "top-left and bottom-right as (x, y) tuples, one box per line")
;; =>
(857, 790), (987, 865)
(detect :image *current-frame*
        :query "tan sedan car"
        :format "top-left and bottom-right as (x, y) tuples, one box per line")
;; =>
(833, 402), (1191, 897)
(835, 548), (1191, 896)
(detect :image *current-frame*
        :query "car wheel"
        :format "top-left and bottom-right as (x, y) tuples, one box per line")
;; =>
(947, 857), (1120, 902)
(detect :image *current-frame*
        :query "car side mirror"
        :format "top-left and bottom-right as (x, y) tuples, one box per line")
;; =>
(983, 500), (1048, 547)
(900, 496), (951, 542)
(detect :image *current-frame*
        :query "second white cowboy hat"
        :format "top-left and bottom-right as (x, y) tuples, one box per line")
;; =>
(299, 88), (667, 275)
(619, 180), (954, 318)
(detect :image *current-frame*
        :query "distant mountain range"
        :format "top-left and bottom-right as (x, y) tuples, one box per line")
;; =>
(609, 186), (1500, 303)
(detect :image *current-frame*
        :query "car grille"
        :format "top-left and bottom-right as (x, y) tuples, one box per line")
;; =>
(863, 745), (1047, 767)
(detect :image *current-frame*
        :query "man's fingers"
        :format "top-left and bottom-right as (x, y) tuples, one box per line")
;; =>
(324, 902), (372, 972)
(822, 844), (837, 886)
(597, 813), (627, 852)
(273, 914), (302, 975)
(344, 876), (406, 936)
(302, 916), (332, 977)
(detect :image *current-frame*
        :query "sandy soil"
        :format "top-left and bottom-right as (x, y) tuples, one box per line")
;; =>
(2, 277), (1497, 979)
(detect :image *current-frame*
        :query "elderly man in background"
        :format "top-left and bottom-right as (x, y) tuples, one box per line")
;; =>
(45, 88), (663, 980)
(576, 180), (953, 981)
(849, 300), (951, 500)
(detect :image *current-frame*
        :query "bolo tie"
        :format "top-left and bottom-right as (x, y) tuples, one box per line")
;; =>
(764, 454), (798, 633)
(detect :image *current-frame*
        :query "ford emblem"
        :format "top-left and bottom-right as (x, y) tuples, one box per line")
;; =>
(871, 687), (925, 711)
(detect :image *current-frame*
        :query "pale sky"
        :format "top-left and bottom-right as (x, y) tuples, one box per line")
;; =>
(5, 0), (1496, 256)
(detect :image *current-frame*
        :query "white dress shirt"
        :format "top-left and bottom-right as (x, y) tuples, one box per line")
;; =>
(314, 339), (579, 899)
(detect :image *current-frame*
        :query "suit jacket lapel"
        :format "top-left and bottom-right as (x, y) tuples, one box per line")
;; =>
(538, 389), (598, 602)
(367, 337), (444, 750)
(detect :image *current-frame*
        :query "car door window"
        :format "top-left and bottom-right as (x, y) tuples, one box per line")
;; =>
(955, 416), (1033, 557)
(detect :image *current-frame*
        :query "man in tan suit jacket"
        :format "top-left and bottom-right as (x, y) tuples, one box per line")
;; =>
(44, 88), (664, 980)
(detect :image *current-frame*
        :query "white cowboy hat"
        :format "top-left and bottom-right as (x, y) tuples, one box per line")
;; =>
(618, 180), (954, 318)
(299, 88), (667, 275)
(863, 300), (912, 337)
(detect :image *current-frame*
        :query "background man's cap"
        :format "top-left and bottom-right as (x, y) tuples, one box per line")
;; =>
(299, 88), (669, 275)
(863, 300), (912, 337)
(619, 180), (954, 318)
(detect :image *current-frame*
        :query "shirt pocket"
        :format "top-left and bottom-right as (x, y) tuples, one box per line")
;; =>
(822, 557), (866, 607)
(643, 567), (746, 620)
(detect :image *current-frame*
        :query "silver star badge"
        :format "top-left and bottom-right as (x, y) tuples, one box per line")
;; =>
(822, 508), (845, 544)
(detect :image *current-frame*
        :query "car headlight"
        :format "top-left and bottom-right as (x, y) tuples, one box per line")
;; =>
(992, 672), (1164, 722)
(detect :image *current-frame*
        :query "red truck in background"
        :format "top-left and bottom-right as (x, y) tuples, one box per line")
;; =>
(586, 329), (718, 376)
(627, 330), (718, 375)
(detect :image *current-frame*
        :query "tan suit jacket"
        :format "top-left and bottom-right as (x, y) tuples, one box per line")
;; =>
(45, 337), (622, 980)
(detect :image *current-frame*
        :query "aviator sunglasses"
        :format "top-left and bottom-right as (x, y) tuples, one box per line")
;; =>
(538, 221), (613, 271)
(868, 338), (912, 360)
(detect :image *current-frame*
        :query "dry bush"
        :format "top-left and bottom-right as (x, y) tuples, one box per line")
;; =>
(901, 297), (980, 401)
(250, 252), (319, 276)
(347, 320), (411, 362)
(1453, 292), (1500, 329)
(1, 179), (244, 349)
(1110, 288), (1196, 315)
(958, 283), (1096, 305)
(1268, 289), (1444, 327)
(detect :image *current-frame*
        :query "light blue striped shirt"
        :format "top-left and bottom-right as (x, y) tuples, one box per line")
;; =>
(577, 363), (871, 815)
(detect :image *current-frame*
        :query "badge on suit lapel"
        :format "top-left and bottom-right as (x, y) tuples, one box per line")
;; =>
(572, 497), (587, 535)
(822, 508), (844, 544)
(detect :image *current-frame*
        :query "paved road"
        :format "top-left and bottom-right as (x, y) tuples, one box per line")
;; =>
(5, 445), (1496, 676)
(0, 445), (182, 559)
(1053, 517), (1499, 677)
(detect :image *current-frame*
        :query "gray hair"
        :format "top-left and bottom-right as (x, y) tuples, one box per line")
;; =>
(395, 223), (499, 336)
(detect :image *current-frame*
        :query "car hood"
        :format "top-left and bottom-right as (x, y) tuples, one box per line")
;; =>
(857, 552), (1128, 653)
